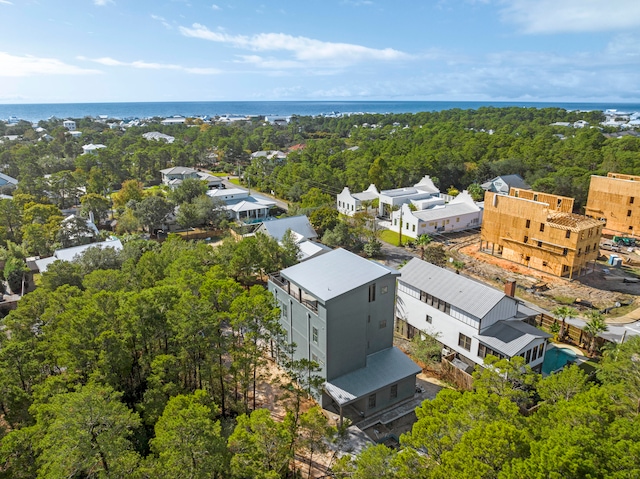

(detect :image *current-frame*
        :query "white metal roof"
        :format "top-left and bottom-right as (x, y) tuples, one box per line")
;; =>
(280, 248), (398, 302)
(399, 258), (509, 319)
(258, 215), (317, 241)
(411, 201), (480, 222)
(324, 347), (421, 407)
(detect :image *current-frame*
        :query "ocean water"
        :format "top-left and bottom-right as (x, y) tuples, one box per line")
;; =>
(1, 100), (640, 123)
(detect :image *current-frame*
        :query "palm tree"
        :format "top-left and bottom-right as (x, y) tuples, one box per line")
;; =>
(415, 234), (432, 260)
(551, 306), (578, 342)
(583, 311), (609, 356)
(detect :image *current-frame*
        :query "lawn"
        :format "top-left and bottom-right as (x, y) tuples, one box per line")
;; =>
(379, 229), (409, 247)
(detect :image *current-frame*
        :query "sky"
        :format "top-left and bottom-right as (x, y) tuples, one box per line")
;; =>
(0, 0), (639, 104)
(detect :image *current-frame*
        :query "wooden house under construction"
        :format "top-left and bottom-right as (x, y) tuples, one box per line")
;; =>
(481, 188), (604, 279)
(585, 173), (640, 238)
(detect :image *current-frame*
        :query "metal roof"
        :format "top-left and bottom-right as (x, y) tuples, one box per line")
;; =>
(258, 215), (317, 241)
(399, 258), (508, 319)
(412, 201), (480, 222)
(280, 248), (398, 302)
(475, 320), (551, 357)
(324, 347), (421, 406)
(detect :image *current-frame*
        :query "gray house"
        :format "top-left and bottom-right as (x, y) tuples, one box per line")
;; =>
(268, 248), (421, 421)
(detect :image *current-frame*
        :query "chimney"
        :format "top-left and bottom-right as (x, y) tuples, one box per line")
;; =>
(504, 280), (516, 297)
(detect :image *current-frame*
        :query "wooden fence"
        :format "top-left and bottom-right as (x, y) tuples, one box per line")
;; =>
(533, 313), (606, 351)
(440, 353), (474, 390)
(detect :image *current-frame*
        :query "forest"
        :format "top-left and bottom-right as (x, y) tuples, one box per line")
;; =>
(1, 107), (640, 477)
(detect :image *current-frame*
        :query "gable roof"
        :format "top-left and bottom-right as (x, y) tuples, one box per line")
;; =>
(475, 320), (551, 357)
(482, 174), (531, 193)
(0, 172), (18, 186)
(258, 215), (317, 241)
(399, 258), (510, 319)
(280, 248), (398, 302)
(160, 166), (197, 175)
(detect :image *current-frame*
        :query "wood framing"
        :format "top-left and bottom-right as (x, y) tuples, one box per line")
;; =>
(481, 189), (604, 279)
(585, 173), (640, 238)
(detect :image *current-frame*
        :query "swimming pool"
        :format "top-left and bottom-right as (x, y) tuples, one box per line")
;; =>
(542, 345), (577, 375)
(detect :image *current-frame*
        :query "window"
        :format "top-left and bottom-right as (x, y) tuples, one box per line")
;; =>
(525, 219), (531, 228)
(628, 210), (632, 217)
(524, 235), (529, 243)
(525, 256), (531, 261)
(458, 333), (471, 351)
(368, 394), (376, 409)
(542, 261), (548, 267)
(379, 319), (387, 329)
(312, 327), (318, 344)
(539, 342), (545, 356)
(426, 314), (432, 324)
(631, 197), (635, 205)
(565, 230), (571, 239)
(393, 219), (397, 226)
(390, 384), (398, 399)
(539, 223), (545, 232)
(562, 248), (568, 256)
(562, 265), (570, 273)
(369, 284), (376, 302)
(367, 315), (371, 323)
(577, 248), (582, 256)
(537, 241), (542, 248)
(525, 349), (531, 363)
(381, 285), (388, 294)
(456, 217), (460, 222)
(311, 353), (318, 363)
(280, 303), (288, 319)
(531, 345), (539, 361)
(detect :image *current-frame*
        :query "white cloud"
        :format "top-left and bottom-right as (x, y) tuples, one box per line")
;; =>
(80, 56), (221, 74)
(0, 52), (101, 77)
(211, 4), (221, 10)
(0, 0), (14, 5)
(151, 14), (172, 29)
(179, 23), (410, 67)
(93, 0), (114, 6)
(500, 0), (640, 34)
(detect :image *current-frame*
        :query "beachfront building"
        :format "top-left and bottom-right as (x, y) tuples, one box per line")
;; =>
(268, 248), (421, 419)
(396, 258), (549, 373)
(481, 188), (604, 279)
(585, 173), (640, 238)
(389, 191), (483, 239)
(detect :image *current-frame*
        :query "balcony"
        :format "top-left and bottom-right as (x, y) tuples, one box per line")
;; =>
(269, 273), (319, 313)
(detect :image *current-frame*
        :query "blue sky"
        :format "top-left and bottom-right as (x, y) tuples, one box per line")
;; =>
(1, 0), (639, 103)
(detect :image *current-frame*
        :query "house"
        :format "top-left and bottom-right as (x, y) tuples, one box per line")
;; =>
(256, 215), (318, 242)
(160, 116), (186, 125)
(481, 174), (531, 195)
(268, 248), (421, 421)
(142, 131), (175, 143)
(159, 166), (222, 189)
(59, 215), (100, 246)
(256, 215), (329, 262)
(337, 184), (379, 216)
(250, 150), (288, 161)
(396, 258), (550, 373)
(62, 119), (76, 130)
(378, 176), (440, 217)
(68, 130), (83, 139)
(207, 187), (276, 222)
(0, 172), (18, 190)
(34, 237), (123, 273)
(265, 116), (290, 126)
(389, 191), (483, 239)
(82, 143), (107, 155)
(481, 188), (604, 279)
(585, 173), (640, 238)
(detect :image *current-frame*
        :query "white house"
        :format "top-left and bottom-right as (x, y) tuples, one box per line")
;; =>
(207, 187), (276, 222)
(82, 143), (107, 155)
(34, 237), (123, 273)
(143, 131), (175, 143)
(69, 131), (83, 139)
(161, 116), (186, 125)
(63, 119), (76, 130)
(389, 191), (483, 239)
(395, 258), (550, 373)
(378, 176), (440, 217)
(160, 166), (222, 189)
(250, 150), (288, 161)
(336, 184), (379, 216)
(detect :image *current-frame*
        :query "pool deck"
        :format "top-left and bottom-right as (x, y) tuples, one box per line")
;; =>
(543, 343), (588, 376)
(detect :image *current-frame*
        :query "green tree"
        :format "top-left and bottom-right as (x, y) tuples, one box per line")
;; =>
(80, 193), (111, 223)
(297, 406), (335, 479)
(583, 311), (608, 356)
(170, 178), (208, 205)
(32, 383), (141, 479)
(415, 234), (432, 261)
(552, 306), (578, 342)
(112, 179), (144, 210)
(132, 195), (174, 233)
(149, 390), (228, 479)
(227, 408), (293, 479)
(537, 364), (590, 404)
